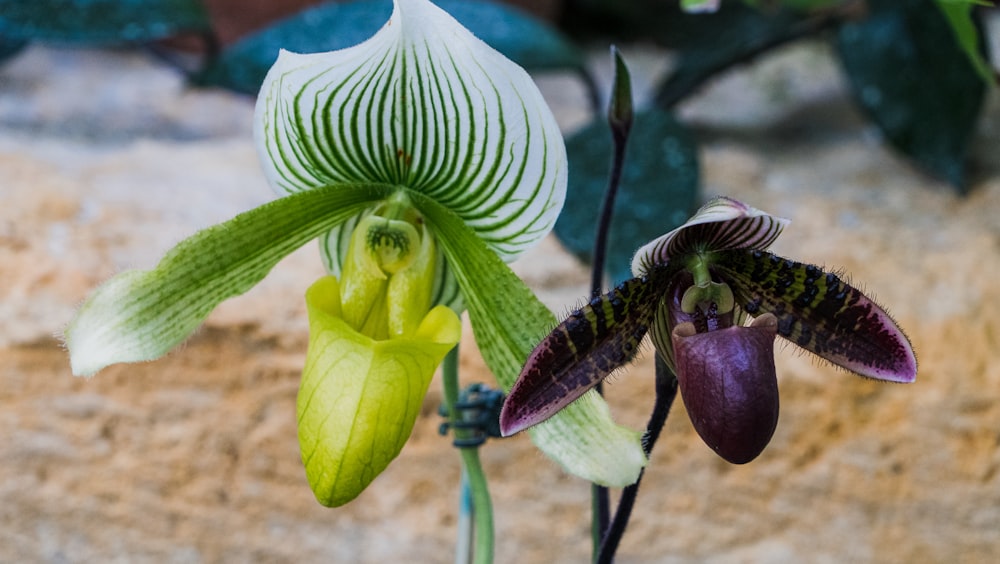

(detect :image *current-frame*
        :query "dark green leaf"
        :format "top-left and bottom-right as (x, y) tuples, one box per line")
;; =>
(0, 36), (27, 64)
(556, 109), (699, 285)
(0, 0), (210, 44)
(653, 2), (807, 108)
(836, 0), (987, 190)
(559, 0), (680, 44)
(744, 0), (842, 10)
(438, 0), (584, 72)
(195, 0), (584, 95)
(935, 0), (995, 85)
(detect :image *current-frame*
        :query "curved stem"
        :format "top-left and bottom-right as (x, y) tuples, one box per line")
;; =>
(597, 353), (679, 563)
(589, 73), (631, 295)
(589, 47), (633, 559)
(442, 345), (495, 564)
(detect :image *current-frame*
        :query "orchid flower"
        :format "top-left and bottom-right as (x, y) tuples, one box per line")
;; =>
(500, 196), (917, 464)
(64, 0), (648, 506)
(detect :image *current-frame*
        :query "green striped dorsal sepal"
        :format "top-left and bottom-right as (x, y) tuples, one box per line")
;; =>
(500, 265), (676, 436)
(632, 196), (790, 276)
(255, 0), (568, 282)
(712, 249), (917, 383)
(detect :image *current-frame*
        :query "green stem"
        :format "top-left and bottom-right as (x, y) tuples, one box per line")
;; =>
(461, 446), (494, 564)
(442, 345), (495, 564)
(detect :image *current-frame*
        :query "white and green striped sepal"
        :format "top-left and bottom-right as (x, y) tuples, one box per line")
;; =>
(254, 0), (568, 310)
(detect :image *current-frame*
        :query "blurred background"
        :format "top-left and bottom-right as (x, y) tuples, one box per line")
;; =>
(2, 0), (1000, 561)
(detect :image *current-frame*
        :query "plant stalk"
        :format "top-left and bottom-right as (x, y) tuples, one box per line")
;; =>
(596, 354), (679, 563)
(442, 345), (494, 564)
(589, 46), (634, 560)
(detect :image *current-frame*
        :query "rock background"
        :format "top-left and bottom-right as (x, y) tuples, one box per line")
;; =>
(3, 28), (1000, 564)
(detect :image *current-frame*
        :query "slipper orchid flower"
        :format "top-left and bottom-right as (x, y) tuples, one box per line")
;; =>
(65, 0), (647, 506)
(501, 196), (917, 464)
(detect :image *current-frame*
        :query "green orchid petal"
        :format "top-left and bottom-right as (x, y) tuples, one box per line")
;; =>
(299, 275), (461, 507)
(411, 190), (646, 488)
(66, 183), (394, 377)
(254, 0), (567, 272)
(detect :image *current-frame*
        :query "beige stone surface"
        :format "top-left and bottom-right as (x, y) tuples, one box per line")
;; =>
(2, 39), (1000, 563)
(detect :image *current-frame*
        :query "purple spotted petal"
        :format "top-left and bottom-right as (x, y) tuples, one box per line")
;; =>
(672, 313), (779, 464)
(632, 196), (790, 276)
(712, 249), (917, 383)
(499, 272), (668, 436)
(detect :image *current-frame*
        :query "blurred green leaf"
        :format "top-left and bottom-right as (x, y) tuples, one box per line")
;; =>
(555, 110), (699, 284)
(196, 0), (584, 95)
(563, 0), (811, 51)
(743, 0), (842, 11)
(935, 0), (995, 84)
(0, 36), (27, 63)
(836, 0), (987, 190)
(195, 1), (388, 94)
(682, 0), (721, 13)
(438, 0), (585, 72)
(560, 0), (679, 43)
(0, 0), (210, 44)
(652, 2), (805, 108)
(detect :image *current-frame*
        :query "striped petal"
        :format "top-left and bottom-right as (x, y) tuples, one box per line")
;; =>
(631, 196), (789, 276)
(66, 184), (392, 376)
(254, 0), (567, 267)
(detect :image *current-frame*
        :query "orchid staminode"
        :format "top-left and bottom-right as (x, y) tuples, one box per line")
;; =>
(65, 0), (647, 506)
(500, 196), (917, 464)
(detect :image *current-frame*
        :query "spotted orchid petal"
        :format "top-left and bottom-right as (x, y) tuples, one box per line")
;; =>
(499, 270), (672, 438)
(712, 249), (917, 383)
(631, 196), (790, 276)
(255, 0), (567, 280)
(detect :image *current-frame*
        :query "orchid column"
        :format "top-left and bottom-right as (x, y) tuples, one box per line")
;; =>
(65, 0), (646, 510)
